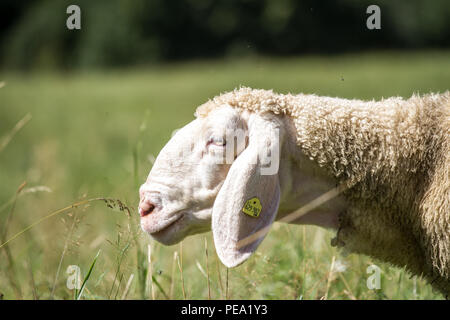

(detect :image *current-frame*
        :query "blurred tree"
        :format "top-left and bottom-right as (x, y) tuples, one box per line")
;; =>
(1, 0), (449, 70)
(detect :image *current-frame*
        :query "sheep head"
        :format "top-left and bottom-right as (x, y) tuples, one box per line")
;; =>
(139, 105), (284, 267)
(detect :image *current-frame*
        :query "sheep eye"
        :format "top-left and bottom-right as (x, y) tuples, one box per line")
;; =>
(208, 136), (226, 147)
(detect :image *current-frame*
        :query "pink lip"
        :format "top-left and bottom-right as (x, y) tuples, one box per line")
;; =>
(141, 214), (183, 234)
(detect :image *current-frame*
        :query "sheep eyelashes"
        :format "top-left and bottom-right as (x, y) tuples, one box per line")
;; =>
(139, 87), (450, 295)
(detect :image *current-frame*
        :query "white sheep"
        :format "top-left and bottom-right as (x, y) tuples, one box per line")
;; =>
(139, 87), (450, 295)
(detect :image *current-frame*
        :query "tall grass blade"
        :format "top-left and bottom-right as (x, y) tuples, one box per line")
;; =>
(177, 244), (186, 300)
(147, 244), (155, 300)
(0, 197), (123, 250)
(151, 275), (169, 299)
(225, 268), (229, 300)
(204, 237), (211, 300)
(323, 255), (336, 300)
(121, 274), (135, 300)
(170, 252), (177, 299)
(76, 250), (101, 300)
(0, 181), (27, 299)
(0, 113), (32, 153)
(50, 211), (79, 299)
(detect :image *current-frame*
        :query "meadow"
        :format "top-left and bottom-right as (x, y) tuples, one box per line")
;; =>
(0, 51), (449, 299)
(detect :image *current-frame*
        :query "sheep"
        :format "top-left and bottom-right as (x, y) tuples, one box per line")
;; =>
(139, 87), (450, 295)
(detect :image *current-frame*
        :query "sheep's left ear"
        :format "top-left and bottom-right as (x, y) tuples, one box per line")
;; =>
(212, 114), (281, 268)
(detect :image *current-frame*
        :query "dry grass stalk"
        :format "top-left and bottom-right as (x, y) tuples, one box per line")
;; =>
(226, 268), (229, 300)
(170, 251), (177, 299)
(147, 244), (155, 300)
(237, 184), (349, 249)
(216, 255), (224, 299)
(26, 254), (38, 300)
(0, 181), (27, 299)
(121, 273), (135, 300)
(0, 197), (131, 250)
(204, 237), (211, 300)
(338, 273), (356, 300)
(0, 113), (32, 153)
(177, 243), (186, 299)
(50, 210), (79, 299)
(323, 255), (336, 300)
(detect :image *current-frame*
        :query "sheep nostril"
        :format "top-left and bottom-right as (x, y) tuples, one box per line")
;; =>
(139, 202), (156, 217)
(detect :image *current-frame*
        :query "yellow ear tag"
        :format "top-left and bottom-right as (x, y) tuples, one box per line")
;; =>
(242, 197), (262, 218)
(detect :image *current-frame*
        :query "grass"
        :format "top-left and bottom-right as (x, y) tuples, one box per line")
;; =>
(0, 50), (449, 299)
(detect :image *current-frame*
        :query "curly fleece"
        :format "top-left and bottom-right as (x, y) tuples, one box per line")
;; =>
(196, 87), (450, 295)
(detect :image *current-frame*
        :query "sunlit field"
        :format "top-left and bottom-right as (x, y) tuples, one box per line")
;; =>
(1, 51), (449, 299)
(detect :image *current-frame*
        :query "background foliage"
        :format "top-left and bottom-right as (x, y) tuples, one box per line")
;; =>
(1, 0), (450, 70)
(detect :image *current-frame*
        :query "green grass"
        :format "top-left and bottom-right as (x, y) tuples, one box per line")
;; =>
(0, 51), (449, 300)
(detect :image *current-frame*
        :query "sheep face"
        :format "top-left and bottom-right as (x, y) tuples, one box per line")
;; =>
(139, 105), (283, 267)
(139, 106), (246, 245)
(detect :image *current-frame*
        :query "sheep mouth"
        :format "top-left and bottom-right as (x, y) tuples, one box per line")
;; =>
(144, 214), (184, 235)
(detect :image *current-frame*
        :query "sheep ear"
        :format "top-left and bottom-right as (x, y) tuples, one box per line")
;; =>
(212, 116), (281, 268)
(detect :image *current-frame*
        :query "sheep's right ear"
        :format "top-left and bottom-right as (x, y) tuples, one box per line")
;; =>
(212, 115), (281, 268)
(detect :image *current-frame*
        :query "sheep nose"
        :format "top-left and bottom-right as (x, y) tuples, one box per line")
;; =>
(139, 198), (156, 217)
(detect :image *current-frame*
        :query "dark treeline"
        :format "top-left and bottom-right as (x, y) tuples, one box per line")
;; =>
(1, 0), (449, 70)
